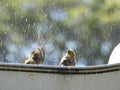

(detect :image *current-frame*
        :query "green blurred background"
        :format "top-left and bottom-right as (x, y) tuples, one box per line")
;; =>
(0, 0), (120, 66)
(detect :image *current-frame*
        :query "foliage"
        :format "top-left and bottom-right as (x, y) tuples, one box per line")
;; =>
(0, 0), (120, 66)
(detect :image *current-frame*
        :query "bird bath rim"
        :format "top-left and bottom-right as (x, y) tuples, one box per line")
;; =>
(0, 63), (119, 75)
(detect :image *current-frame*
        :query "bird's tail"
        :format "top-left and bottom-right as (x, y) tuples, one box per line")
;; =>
(37, 33), (45, 61)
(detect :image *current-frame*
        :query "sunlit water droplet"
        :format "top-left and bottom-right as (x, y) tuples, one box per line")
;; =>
(94, 58), (104, 65)
(6, 53), (15, 62)
(65, 40), (77, 50)
(56, 33), (65, 42)
(48, 9), (67, 22)
(76, 58), (88, 67)
(100, 40), (112, 55)
(26, 18), (28, 22)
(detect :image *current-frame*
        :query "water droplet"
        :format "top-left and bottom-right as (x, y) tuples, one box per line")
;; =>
(49, 25), (53, 28)
(26, 18), (28, 22)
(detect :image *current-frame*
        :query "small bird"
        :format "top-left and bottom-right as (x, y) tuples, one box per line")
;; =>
(59, 49), (76, 66)
(24, 48), (45, 64)
(24, 33), (45, 64)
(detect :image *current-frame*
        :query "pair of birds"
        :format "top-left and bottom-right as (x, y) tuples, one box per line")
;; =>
(24, 48), (76, 66)
(25, 32), (75, 66)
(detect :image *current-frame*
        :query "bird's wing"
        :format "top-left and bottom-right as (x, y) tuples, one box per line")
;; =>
(37, 32), (45, 63)
(60, 57), (71, 66)
(24, 59), (33, 64)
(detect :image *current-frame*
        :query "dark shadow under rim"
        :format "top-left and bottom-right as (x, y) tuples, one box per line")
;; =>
(0, 62), (120, 75)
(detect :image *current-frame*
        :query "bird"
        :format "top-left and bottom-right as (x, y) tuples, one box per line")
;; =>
(59, 49), (76, 66)
(24, 33), (45, 64)
(24, 48), (45, 64)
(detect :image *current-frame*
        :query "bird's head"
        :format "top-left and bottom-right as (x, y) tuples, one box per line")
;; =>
(30, 50), (41, 63)
(66, 49), (75, 59)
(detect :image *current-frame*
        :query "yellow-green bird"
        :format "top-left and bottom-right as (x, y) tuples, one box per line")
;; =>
(59, 49), (76, 66)
(24, 34), (45, 64)
(24, 48), (45, 64)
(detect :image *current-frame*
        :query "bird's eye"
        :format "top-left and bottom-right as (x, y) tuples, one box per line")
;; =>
(68, 50), (71, 54)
